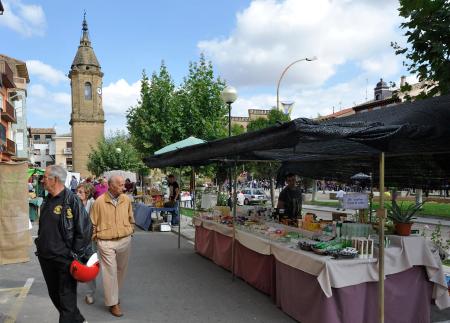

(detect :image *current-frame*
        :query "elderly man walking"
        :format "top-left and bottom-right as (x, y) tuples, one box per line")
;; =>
(35, 165), (92, 323)
(90, 175), (134, 317)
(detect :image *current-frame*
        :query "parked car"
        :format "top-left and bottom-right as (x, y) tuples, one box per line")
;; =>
(241, 188), (268, 205)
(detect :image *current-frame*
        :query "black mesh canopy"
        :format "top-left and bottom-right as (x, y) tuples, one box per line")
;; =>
(144, 95), (450, 188)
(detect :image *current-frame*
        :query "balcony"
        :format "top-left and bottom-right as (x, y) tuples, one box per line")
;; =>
(0, 61), (16, 89)
(63, 147), (72, 155)
(6, 138), (16, 155)
(1, 100), (16, 123)
(1, 138), (16, 156)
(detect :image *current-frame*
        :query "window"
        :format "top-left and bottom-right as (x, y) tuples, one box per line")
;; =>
(84, 82), (92, 100)
(33, 135), (40, 141)
(0, 124), (6, 142)
(66, 141), (72, 148)
(45, 134), (52, 140)
(45, 149), (49, 155)
(66, 158), (72, 166)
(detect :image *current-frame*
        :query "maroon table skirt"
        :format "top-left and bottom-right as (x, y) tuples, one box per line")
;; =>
(195, 226), (275, 296)
(276, 260), (433, 323)
(195, 226), (434, 323)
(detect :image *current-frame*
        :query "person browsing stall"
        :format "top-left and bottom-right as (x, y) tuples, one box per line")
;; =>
(90, 175), (134, 317)
(35, 165), (92, 323)
(76, 183), (97, 305)
(277, 173), (303, 222)
(164, 174), (180, 225)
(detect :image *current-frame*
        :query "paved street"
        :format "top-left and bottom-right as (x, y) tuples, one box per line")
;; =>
(0, 226), (294, 323)
(1, 220), (449, 322)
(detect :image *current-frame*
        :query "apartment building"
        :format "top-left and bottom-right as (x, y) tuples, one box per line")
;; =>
(54, 134), (73, 171)
(0, 55), (30, 162)
(29, 128), (56, 168)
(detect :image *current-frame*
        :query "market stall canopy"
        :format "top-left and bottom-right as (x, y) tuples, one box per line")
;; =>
(154, 136), (206, 155)
(144, 95), (450, 188)
(27, 168), (45, 178)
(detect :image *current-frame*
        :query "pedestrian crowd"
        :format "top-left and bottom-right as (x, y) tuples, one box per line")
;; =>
(35, 165), (136, 322)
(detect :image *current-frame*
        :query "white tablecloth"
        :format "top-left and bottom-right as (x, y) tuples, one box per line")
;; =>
(193, 217), (450, 309)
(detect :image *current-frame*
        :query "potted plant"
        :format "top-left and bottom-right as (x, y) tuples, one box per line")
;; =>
(386, 200), (425, 236)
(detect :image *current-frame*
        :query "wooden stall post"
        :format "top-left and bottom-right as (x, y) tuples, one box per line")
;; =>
(377, 152), (386, 323)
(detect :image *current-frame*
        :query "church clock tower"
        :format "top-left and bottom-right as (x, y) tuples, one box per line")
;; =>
(69, 15), (105, 177)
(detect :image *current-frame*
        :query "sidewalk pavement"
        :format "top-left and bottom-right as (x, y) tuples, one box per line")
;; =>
(1, 224), (295, 323)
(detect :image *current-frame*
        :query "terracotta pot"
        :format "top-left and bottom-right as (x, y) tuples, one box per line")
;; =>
(395, 222), (413, 236)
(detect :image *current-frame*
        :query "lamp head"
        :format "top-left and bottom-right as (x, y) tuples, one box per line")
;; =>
(306, 56), (318, 62)
(221, 86), (238, 104)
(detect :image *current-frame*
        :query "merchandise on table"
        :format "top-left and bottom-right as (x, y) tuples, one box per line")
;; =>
(198, 205), (380, 260)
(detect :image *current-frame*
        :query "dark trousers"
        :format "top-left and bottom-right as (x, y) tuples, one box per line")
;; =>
(38, 256), (85, 323)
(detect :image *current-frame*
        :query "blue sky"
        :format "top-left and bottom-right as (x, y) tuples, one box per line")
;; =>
(1, 0), (412, 134)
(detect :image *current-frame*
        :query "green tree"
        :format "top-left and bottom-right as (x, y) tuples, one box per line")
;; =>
(247, 108), (290, 132)
(87, 132), (146, 176)
(392, 0), (450, 97)
(246, 109), (291, 205)
(126, 64), (178, 156)
(178, 53), (228, 140)
(231, 124), (245, 136)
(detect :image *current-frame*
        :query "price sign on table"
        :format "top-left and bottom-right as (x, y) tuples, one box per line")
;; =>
(343, 193), (369, 210)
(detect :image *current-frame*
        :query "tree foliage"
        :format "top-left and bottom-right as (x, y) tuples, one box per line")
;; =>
(392, 0), (450, 97)
(126, 65), (177, 157)
(247, 109), (290, 132)
(87, 132), (146, 177)
(126, 55), (227, 158)
(177, 54), (228, 140)
(246, 109), (291, 179)
(231, 124), (245, 136)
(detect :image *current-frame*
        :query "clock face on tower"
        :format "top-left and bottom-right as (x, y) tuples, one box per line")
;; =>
(97, 87), (102, 95)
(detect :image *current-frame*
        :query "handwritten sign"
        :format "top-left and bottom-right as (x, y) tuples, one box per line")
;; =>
(343, 193), (369, 210)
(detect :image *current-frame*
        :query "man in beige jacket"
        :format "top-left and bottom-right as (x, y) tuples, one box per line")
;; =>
(90, 175), (134, 317)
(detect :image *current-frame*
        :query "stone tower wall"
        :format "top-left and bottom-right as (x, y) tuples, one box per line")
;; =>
(72, 121), (104, 177)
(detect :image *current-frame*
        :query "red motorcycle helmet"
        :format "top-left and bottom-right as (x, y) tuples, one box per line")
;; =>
(70, 259), (100, 282)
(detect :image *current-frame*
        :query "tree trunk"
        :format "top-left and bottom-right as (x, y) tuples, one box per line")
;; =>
(270, 177), (276, 207)
(416, 189), (423, 206)
(312, 180), (317, 202)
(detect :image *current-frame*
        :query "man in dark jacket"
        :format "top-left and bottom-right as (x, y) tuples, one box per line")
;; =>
(35, 165), (92, 323)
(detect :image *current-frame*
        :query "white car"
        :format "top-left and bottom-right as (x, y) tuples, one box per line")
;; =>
(241, 188), (268, 205)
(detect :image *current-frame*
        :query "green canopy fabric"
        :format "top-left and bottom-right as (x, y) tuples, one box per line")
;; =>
(154, 136), (206, 155)
(27, 168), (45, 178)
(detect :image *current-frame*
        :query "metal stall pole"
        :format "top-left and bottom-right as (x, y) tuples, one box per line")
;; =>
(231, 161), (238, 281)
(192, 167), (196, 218)
(178, 168), (182, 249)
(377, 152), (386, 323)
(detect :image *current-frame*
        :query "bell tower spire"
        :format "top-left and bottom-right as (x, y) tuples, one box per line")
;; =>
(69, 13), (105, 177)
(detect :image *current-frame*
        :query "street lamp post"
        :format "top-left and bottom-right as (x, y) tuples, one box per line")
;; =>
(220, 85), (238, 202)
(276, 56), (317, 110)
(221, 85), (238, 280)
(221, 86), (238, 137)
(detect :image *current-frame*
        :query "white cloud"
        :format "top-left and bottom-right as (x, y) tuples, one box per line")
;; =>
(199, 0), (403, 87)
(0, 0), (46, 37)
(360, 53), (402, 79)
(232, 74), (409, 121)
(26, 60), (67, 85)
(103, 79), (141, 115)
(27, 79), (141, 134)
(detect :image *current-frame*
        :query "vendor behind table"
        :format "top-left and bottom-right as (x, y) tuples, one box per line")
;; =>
(277, 173), (302, 226)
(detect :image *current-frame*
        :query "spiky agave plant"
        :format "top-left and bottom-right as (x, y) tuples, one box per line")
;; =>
(386, 200), (425, 224)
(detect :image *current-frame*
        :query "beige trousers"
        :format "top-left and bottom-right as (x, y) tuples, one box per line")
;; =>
(97, 235), (131, 306)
